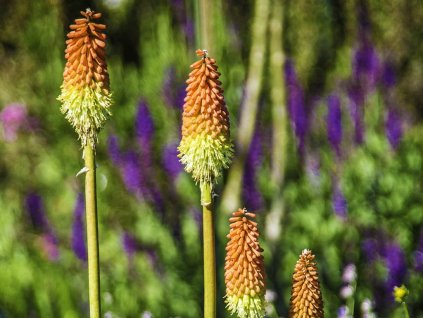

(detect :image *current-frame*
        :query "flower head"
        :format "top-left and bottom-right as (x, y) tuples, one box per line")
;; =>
(178, 49), (233, 187)
(385, 108), (403, 150)
(393, 285), (408, 303)
(289, 249), (324, 318)
(57, 9), (112, 147)
(224, 208), (266, 318)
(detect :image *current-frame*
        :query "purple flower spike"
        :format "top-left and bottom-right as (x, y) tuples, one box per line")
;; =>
(285, 59), (308, 155)
(71, 193), (87, 262)
(381, 62), (396, 89)
(135, 100), (154, 145)
(414, 230), (423, 271)
(327, 94), (343, 157)
(162, 143), (183, 180)
(381, 241), (407, 296)
(162, 67), (177, 107)
(331, 179), (348, 219)
(352, 43), (379, 91)
(347, 86), (365, 144)
(0, 103), (29, 142)
(121, 150), (144, 198)
(385, 108), (403, 150)
(122, 232), (140, 258)
(242, 130), (263, 211)
(42, 232), (59, 261)
(25, 192), (49, 230)
(107, 134), (122, 165)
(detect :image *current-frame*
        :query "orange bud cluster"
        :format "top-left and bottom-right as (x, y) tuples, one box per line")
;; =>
(224, 208), (266, 318)
(63, 9), (109, 92)
(182, 49), (230, 140)
(289, 249), (324, 318)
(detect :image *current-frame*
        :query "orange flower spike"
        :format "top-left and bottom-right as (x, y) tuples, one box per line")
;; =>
(224, 208), (266, 318)
(58, 9), (112, 148)
(178, 49), (233, 188)
(289, 249), (324, 318)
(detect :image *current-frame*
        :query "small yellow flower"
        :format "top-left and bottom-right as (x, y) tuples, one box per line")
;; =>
(393, 285), (409, 303)
(58, 9), (112, 148)
(178, 49), (233, 188)
(224, 208), (266, 318)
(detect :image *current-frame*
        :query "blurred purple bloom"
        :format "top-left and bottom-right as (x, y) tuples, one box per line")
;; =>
(352, 42), (379, 91)
(107, 134), (122, 165)
(25, 192), (48, 230)
(305, 153), (320, 188)
(342, 264), (357, 284)
(242, 130), (263, 211)
(162, 143), (183, 180)
(381, 62), (396, 89)
(340, 285), (354, 299)
(347, 85), (365, 144)
(327, 95), (343, 157)
(337, 306), (350, 318)
(381, 241), (407, 294)
(41, 232), (59, 261)
(135, 100), (154, 145)
(363, 235), (407, 303)
(121, 150), (144, 198)
(331, 179), (348, 219)
(285, 59), (308, 155)
(0, 103), (30, 142)
(385, 108), (403, 150)
(170, 0), (195, 45)
(25, 193), (59, 261)
(162, 67), (186, 110)
(71, 193), (87, 262)
(122, 232), (140, 258)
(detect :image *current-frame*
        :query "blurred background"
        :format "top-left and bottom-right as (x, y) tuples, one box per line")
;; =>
(0, 0), (423, 317)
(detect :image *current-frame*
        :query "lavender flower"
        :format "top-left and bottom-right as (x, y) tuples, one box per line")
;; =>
(331, 179), (348, 219)
(162, 142), (183, 180)
(25, 192), (49, 230)
(122, 232), (140, 258)
(342, 264), (357, 284)
(121, 150), (144, 198)
(41, 232), (59, 261)
(381, 241), (407, 295)
(71, 193), (87, 262)
(242, 130), (263, 211)
(25, 193), (59, 260)
(385, 108), (403, 150)
(352, 42), (379, 91)
(107, 134), (122, 165)
(340, 285), (354, 299)
(337, 305), (351, 318)
(327, 94), (343, 157)
(305, 153), (321, 188)
(361, 298), (376, 318)
(347, 85), (365, 144)
(0, 103), (29, 141)
(414, 230), (423, 271)
(381, 61), (396, 89)
(285, 59), (308, 155)
(135, 100), (154, 146)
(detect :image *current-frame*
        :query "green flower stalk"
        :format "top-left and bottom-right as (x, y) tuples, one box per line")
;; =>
(224, 208), (266, 318)
(178, 49), (233, 317)
(58, 9), (112, 318)
(58, 9), (112, 148)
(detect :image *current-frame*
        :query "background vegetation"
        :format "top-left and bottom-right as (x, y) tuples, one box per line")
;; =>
(0, 0), (423, 317)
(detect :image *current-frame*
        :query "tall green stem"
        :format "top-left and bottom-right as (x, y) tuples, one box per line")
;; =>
(84, 146), (101, 318)
(402, 302), (410, 318)
(201, 183), (216, 318)
(220, 0), (270, 214)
